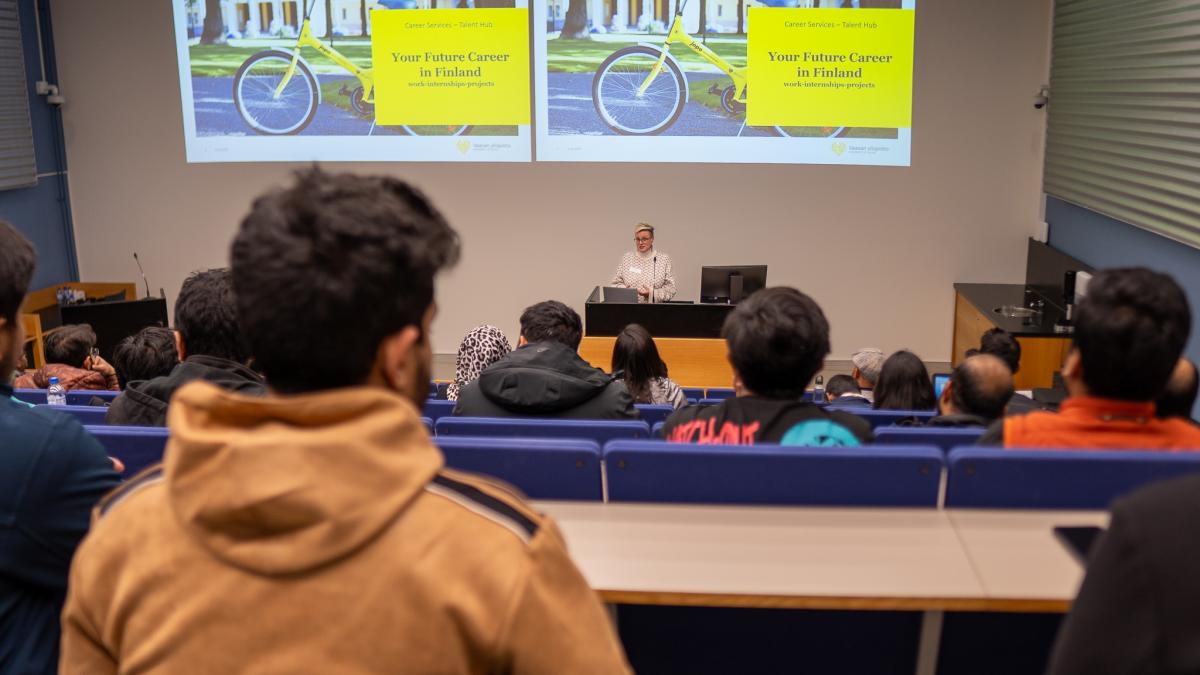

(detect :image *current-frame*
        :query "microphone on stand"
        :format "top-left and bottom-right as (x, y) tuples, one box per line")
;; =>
(651, 256), (657, 304)
(133, 252), (151, 300)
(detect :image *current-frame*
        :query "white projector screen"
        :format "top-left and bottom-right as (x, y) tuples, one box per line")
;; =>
(172, 0), (915, 165)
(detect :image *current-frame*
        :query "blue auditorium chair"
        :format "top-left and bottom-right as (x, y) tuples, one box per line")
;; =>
(634, 404), (674, 427)
(436, 437), (603, 500)
(873, 426), (984, 453)
(36, 404), (107, 426)
(828, 408), (936, 429)
(12, 388), (45, 405)
(945, 447), (1200, 509)
(652, 421), (665, 438)
(697, 398), (724, 406)
(422, 399), (457, 424)
(604, 440), (942, 506)
(85, 425), (169, 476)
(66, 390), (119, 406)
(436, 417), (650, 443)
(421, 417), (433, 433)
(705, 388), (735, 400)
(681, 387), (705, 402)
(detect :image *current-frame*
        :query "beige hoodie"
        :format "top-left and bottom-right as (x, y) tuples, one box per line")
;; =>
(61, 382), (630, 674)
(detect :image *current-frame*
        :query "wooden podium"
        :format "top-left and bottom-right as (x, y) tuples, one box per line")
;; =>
(580, 289), (735, 387)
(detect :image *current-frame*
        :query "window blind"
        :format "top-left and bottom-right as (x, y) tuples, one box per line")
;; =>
(0, 0), (36, 191)
(1044, 0), (1200, 249)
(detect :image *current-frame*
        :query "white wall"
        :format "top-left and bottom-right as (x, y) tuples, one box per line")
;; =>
(51, 0), (1051, 358)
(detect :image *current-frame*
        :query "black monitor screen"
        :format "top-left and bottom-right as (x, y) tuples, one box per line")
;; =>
(700, 266), (767, 304)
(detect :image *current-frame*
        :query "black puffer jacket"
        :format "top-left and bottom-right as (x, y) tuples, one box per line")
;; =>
(453, 341), (638, 420)
(105, 355), (266, 427)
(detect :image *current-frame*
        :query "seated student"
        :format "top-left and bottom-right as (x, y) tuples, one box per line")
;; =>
(0, 221), (121, 674)
(111, 326), (179, 390)
(872, 350), (936, 411)
(927, 354), (1014, 427)
(60, 169), (631, 673)
(445, 325), (510, 400)
(14, 324), (118, 391)
(979, 268), (1200, 449)
(849, 347), (885, 402)
(106, 269), (265, 426)
(976, 327), (1042, 414)
(824, 373), (871, 407)
(454, 301), (638, 419)
(1157, 357), (1198, 422)
(1046, 472), (1200, 675)
(663, 287), (872, 446)
(611, 323), (687, 409)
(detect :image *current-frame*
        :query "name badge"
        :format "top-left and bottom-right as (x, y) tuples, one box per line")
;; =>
(630, 267), (642, 274)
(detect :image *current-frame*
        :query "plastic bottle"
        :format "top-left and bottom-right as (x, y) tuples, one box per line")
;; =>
(812, 375), (824, 403)
(47, 377), (67, 406)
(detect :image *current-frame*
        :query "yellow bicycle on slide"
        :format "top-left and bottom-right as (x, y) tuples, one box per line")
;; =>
(590, 0), (847, 137)
(232, 0), (469, 136)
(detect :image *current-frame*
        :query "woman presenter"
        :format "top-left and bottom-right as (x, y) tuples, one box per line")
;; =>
(609, 223), (677, 303)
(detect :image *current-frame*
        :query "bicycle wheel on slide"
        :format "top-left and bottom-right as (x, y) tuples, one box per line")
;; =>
(773, 125), (848, 138)
(592, 46), (687, 136)
(233, 50), (320, 135)
(347, 89), (471, 136)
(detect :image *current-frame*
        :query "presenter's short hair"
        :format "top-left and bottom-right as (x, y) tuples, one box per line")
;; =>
(635, 223), (654, 236)
(1074, 267), (1191, 401)
(722, 287), (830, 399)
(232, 168), (460, 393)
(520, 301), (583, 350)
(0, 220), (34, 324)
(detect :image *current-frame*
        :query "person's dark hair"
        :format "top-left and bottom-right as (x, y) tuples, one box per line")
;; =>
(520, 300), (583, 350)
(611, 324), (669, 404)
(174, 269), (250, 364)
(825, 374), (861, 398)
(232, 168), (460, 393)
(112, 326), (179, 389)
(1157, 358), (1199, 420)
(0, 221), (35, 326)
(44, 324), (97, 368)
(874, 350), (936, 410)
(949, 354), (1014, 421)
(722, 287), (829, 399)
(1074, 268), (1191, 401)
(978, 328), (1020, 374)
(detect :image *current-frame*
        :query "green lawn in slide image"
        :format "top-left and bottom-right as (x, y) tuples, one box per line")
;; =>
(547, 35), (747, 73)
(314, 80), (517, 135)
(189, 40), (374, 77)
(683, 79), (898, 139)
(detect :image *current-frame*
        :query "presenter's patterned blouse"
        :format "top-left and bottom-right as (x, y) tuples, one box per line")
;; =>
(610, 250), (677, 303)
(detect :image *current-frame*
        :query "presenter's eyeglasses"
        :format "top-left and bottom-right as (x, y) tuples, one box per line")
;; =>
(635, 236), (653, 243)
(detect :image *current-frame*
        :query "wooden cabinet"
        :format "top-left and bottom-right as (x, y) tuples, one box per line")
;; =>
(951, 292), (1070, 390)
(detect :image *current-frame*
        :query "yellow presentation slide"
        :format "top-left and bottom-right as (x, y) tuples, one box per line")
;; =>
(747, 9), (914, 128)
(372, 9), (531, 126)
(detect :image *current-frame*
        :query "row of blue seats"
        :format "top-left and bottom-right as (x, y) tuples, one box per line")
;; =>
(81, 424), (1200, 510)
(31, 399), (939, 433)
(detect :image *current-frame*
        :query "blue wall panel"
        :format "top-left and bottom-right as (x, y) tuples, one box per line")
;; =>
(0, 0), (75, 291)
(1046, 196), (1200, 420)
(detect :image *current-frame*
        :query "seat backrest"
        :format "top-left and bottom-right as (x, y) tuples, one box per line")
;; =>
(706, 388), (735, 400)
(604, 440), (943, 506)
(421, 416), (433, 433)
(946, 447), (1200, 508)
(874, 426), (984, 453)
(436, 416), (650, 443)
(12, 388), (46, 405)
(697, 398), (724, 406)
(422, 399), (457, 424)
(652, 421), (665, 438)
(85, 425), (169, 476)
(66, 390), (120, 406)
(635, 404), (675, 427)
(36, 404), (107, 426)
(681, 387), (705, 402)
(829, 408), (936, 429)
(436, 437), (603, 500)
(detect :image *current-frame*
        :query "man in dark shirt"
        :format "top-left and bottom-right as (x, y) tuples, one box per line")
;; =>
(927, 354), (1014, 427)
(663, 287), (872, 446)
(106, 269), (265, 426)
(0, 221), (120, 673)
(824, 374), (871, 407)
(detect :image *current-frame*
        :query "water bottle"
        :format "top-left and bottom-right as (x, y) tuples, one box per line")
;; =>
(47, 377), (67, 406)
(812, 375), (824, 403)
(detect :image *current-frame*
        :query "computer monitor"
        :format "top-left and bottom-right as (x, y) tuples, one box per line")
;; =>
(700, 265), (767, 304)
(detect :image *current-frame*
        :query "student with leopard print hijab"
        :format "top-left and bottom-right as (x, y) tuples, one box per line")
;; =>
(446, 325), (511, 400)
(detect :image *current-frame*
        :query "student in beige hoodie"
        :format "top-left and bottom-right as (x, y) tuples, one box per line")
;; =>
(60, 169), (632, 675)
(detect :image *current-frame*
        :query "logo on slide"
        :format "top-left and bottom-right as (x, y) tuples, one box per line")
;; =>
(456, 139), (473, 155)
(831, 142), (847, 156)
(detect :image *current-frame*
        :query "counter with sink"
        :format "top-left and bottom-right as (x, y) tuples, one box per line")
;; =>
(952, 283), (1073, 389)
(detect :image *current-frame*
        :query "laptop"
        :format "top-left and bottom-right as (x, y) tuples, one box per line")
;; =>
(600, 287), (639, 303)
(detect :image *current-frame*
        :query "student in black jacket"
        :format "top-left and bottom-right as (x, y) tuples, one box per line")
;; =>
(106, 269), (265, 426)
(1047, 473), (1200, 675)
(0, 221), (120, 674)
(454, 301), (638, 420)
